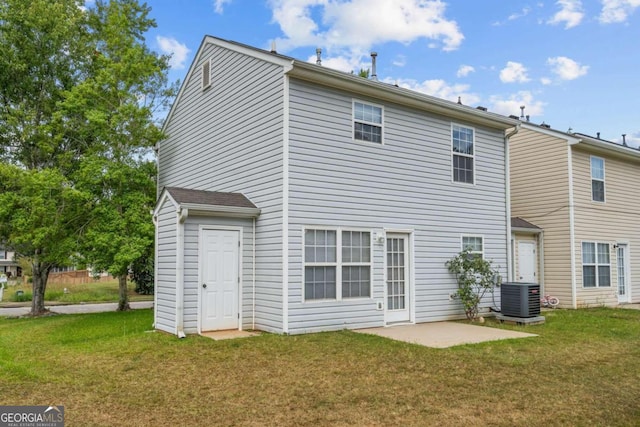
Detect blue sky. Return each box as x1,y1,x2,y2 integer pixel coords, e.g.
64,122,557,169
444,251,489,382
141,0,639,148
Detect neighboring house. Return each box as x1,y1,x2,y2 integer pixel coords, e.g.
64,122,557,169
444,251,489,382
153,36,519,336
0,247,21,278
510,122,640,308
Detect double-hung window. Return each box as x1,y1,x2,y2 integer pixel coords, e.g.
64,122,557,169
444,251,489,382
462,236,483,259
304,229,371,301
304,230,337,300
353,101,383,143
590,156,605,202
582,242,610,287
452,124,475,184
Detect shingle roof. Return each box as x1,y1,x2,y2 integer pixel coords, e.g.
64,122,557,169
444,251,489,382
511,217,541,230
165,187,257,209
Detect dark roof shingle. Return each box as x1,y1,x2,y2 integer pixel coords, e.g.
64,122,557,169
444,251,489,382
165,187,257,209
511,217,541,230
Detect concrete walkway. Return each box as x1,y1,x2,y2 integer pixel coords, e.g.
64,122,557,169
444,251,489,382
0,301,153,317
356,321,537,348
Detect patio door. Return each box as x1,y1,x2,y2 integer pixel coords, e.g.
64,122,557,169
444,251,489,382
617,244,630,303
385,234,410,323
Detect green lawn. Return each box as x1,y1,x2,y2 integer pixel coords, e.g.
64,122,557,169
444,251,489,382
1,308,639,426
0,280,153,305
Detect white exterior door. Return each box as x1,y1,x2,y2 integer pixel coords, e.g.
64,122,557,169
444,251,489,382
617,244,630,303
517,241,536,283
385,234,410,323
200,229,240,331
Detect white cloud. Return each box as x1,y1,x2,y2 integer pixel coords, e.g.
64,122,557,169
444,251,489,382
269,0,464,59
213,0,233,14
599,0,640,23
385,77,481,105
547,56,589,80
499,61,530,83
156,36,191,70
393,54,407,67
548,0,584,28
488,91,545,118
540,77,553,85
509,7,532,21
306,53,361,73
457,65,475,77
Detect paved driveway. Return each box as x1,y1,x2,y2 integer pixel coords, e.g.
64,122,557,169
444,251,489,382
0,301,153,317
355,321,538,348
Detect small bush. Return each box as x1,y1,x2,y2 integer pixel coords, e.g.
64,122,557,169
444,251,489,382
446,248,500,321
11,291,32,302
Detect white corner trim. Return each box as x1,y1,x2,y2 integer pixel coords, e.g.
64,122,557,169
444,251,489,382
282,73,290,334
567,144,577,309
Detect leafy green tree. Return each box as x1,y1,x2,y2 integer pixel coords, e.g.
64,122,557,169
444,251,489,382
445,248,500,321
0,0,90,315
0,166,89,312
67,0,173,311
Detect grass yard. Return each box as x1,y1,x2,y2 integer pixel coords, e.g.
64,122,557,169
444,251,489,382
0,280,153,305
1,308,639,426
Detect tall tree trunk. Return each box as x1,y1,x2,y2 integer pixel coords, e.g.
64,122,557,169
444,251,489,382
118,275,130,311
30,255,50,315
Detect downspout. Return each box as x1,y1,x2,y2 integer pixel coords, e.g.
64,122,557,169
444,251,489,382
176,208,188,338
504,124,520,282
252,217,256,330
152,211,159,328
539,230,545,293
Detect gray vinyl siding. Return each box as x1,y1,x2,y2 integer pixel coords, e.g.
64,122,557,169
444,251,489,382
155,199,177,334
158,42,285,333
182,216,255,333
286,80,508,333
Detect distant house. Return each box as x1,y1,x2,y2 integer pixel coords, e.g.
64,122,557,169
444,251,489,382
0,247,21,278
153,36,519,337
510,123,640,307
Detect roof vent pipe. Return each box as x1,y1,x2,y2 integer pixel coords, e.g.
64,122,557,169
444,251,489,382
526,115,530,122
597,132,600,139
622,134,627,146
316,48,322,66
270,41,277,54
520,105,525,119
370,52,378,81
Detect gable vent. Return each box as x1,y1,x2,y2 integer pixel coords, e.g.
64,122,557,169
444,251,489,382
202,60,211,90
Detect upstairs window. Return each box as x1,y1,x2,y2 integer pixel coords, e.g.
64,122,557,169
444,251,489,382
590,156,605,202
452,124,475,184
353,101,383,143
201,59,211,90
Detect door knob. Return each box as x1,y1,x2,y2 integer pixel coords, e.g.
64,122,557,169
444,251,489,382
202,283,207,288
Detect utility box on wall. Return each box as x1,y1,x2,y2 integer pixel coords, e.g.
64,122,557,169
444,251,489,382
501,282,541,318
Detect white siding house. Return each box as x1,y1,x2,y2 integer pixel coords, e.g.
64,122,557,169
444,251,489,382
154,36,520,336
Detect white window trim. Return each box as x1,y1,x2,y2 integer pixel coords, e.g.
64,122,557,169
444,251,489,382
201,59,212,91
590,155,605,203
302,226,373,303
461,234,484,259
352,99,384,144
451,123,476,185
581,241,611,288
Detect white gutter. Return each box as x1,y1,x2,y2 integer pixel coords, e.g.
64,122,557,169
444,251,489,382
176,208,188,338
504,125,521,282
567,144,577,309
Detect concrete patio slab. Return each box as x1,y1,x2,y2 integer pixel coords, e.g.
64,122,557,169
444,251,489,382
200,330,259,340
355,321,537,348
